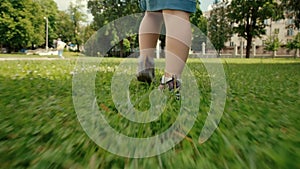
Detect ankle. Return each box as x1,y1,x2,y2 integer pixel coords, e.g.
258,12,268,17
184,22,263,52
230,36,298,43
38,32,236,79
161,74,182,84
164,73,181,80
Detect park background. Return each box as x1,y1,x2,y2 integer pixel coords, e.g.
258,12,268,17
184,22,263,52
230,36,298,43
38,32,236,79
0,0,300,169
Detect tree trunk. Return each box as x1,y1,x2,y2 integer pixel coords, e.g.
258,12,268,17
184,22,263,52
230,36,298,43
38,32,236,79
76,39,80,52
7,46,12,53
245,15,251,59
272,50,276,58
119,39,124,58
245,36,252,58
295,48,299,58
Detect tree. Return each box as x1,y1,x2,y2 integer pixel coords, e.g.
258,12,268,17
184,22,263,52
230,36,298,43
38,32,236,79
81,23,97,44
0,0,62,52
281,0,300,29
87,0,141,57
286,33,300,58
191,1,207,36
190,1,208,52
35,0,60,47
0,0,45,52
264,35,281,57
56,11,74,43
208,2,232,55
68,0,87,51
227,0,283,58
88,0,141,29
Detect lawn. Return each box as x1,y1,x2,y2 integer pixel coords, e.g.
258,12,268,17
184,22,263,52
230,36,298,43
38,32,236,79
0,52,81,58
0,57,299,169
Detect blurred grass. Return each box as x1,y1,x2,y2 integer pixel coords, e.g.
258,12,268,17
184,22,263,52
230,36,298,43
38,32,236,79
0,58,299,169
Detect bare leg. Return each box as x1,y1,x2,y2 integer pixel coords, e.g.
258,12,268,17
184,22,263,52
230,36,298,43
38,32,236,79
139,11,163,58
137,11,163,83
162,10,192,79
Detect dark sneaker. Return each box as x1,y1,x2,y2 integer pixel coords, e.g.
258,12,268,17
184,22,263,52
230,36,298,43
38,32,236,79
159,75,181,100
137,56,155,84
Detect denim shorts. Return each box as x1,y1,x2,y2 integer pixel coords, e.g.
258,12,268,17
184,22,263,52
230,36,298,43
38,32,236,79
139,0,197,13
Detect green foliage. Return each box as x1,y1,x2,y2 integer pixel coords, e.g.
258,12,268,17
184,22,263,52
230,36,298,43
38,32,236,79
67,0,87,51
286,33,300,50
0,0,40,51
208,2,232,54
0,58,300,168
122,38,131,52
227,0,283,58
190,1,207,36
82,24,97,44
56,11,74,43
0,0,91,52
286,33,300,57
264,35,281,52
0,0,60,51
35,0,60,45
190,1,208,52
88,0,141,29
87,0,142,57
264,35,281,57
281,0,300,29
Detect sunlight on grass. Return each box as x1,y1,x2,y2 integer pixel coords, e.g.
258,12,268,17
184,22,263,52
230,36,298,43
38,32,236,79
0,52,81,58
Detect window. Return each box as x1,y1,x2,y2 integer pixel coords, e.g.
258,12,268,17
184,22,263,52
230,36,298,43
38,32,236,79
230,41,235,47
274,28,280,34
286,39,292,43
286,19,294,25
214,0,220,4
264,19,269,25
287,28,294,36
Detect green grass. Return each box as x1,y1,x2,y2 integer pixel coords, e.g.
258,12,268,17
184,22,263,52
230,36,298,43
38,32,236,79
0,58,299,169
0,52,81,58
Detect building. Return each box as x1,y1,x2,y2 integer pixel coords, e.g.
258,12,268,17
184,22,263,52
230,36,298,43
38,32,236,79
204,1,299,57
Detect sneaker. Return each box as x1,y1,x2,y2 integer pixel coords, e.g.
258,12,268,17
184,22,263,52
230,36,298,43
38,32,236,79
137,56,155,84
159,75,181,100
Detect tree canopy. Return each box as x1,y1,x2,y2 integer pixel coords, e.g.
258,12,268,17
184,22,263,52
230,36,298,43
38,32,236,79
0,0,92,52
281,0,300,29
227,0,283,58
208,2,232,55
0,0,62,52
87,0,141,30
87,0,142,57
67,0,87,51
0,0,43,52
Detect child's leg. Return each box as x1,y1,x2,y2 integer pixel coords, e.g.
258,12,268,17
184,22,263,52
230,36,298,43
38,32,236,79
137,11,163,83
139,11,163,58
162,10,192,79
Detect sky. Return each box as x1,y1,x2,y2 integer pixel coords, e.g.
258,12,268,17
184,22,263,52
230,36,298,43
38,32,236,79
200,0,215,11
54,0,93,22
55,0,73,11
